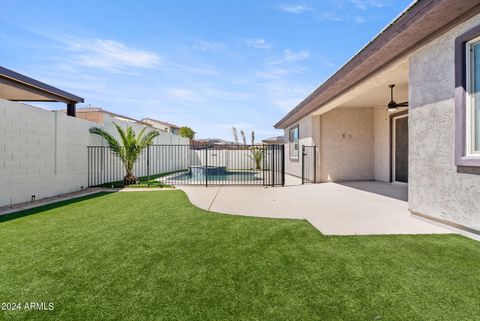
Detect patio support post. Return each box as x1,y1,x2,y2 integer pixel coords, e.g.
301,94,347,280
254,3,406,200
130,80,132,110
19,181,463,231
66,102,76,117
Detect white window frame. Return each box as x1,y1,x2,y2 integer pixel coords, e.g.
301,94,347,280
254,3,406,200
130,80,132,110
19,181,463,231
466,36,480,156
289,125,299,160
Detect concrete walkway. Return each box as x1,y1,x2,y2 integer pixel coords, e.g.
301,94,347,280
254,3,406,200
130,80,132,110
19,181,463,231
180,180,453,236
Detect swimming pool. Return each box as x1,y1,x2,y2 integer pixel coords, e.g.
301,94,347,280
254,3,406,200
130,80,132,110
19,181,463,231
161,170,263,185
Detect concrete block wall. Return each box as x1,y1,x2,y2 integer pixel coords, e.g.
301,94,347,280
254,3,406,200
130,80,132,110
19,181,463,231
0,98,189,206
0,99,101,206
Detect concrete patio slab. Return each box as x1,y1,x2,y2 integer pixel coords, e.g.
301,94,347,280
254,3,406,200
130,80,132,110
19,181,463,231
180,180,453,236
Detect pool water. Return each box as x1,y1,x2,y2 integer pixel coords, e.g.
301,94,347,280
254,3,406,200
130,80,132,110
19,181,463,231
164,171,262,183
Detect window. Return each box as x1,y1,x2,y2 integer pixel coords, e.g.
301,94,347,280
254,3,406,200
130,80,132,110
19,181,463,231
466,37,480,155
454,25,480,166
289,125,299,159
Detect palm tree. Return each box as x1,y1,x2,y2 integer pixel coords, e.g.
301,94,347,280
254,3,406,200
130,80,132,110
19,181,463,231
90,123,159,185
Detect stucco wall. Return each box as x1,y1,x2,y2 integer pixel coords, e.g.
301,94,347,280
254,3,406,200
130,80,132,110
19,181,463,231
0,99,188,207
409,14,480,230
319,107,374,181
284,114,320,178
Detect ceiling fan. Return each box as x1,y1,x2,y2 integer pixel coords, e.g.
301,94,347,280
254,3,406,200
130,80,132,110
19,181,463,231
387,84,408,111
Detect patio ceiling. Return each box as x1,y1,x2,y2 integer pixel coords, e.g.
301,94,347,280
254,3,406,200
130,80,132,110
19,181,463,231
0,66,84,116
0,66,83,104
311,59,408,115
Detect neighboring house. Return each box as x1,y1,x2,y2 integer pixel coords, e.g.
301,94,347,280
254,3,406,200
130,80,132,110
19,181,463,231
275,0,480,232
262,136,285,145
193,138,234,146
73,107,150,127
70,107,189,146
142,118,181,135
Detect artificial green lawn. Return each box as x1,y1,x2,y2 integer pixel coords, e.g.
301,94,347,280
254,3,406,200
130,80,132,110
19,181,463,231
0,191,479,321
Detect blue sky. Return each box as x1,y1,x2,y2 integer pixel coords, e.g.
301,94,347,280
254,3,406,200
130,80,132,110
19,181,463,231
0,0,411,140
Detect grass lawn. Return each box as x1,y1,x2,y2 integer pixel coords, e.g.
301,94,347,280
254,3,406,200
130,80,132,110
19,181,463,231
0,191,479,321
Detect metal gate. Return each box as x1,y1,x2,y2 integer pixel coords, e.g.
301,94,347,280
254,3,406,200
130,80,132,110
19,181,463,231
87,144,285,187
301,145,316,184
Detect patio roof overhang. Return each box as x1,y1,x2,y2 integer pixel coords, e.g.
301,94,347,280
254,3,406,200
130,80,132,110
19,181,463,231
274,0,480,129
0,66,84,117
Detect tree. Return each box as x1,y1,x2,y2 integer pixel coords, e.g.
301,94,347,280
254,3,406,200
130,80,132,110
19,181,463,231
179,126,195,140
89,123,159,185
232,127,239,144
251,131,255,145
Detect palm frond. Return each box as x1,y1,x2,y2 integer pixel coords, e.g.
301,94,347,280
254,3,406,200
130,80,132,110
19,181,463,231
113,123,129,148
139,130,160,147
136,127,147,141
90,123,161,182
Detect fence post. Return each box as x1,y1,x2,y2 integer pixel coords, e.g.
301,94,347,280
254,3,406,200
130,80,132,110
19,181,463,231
301,145,305,185
205,146,208,187
271,145,275,187
313,146,317,183
281,144,285,186
87,147,90,187
262,145,265,186
146,145,150,187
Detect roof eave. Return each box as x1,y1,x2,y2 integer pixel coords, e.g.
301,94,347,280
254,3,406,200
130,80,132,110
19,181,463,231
0,66,84,103
274,0,480,129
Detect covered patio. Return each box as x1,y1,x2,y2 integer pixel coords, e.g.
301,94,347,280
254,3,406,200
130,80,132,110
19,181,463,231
180,178,452,236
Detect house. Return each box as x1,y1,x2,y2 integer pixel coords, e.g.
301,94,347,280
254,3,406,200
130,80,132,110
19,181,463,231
142,117,181,135
262,136,285,145
73,107,150,127
71,107,190,146
275,0,480,232
193,138,234,146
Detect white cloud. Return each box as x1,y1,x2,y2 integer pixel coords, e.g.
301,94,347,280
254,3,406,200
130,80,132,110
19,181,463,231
245,38,271,49
165,88,199,102
277,4,313,14
268,49,310,65
262,81,312,111
192,40,225,52
354,15,367,23
256,66,305,79
67,38,162,71
351,0,388,10
317,11,343,22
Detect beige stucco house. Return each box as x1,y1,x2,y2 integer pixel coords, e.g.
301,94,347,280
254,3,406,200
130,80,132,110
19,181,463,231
142,117,181,135
275,0,480,232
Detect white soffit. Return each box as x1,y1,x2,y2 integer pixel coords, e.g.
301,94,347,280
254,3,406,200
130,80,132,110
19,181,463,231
311,58,409,116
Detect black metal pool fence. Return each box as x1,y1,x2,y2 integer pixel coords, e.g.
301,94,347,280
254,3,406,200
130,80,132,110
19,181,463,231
87,144,285,187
